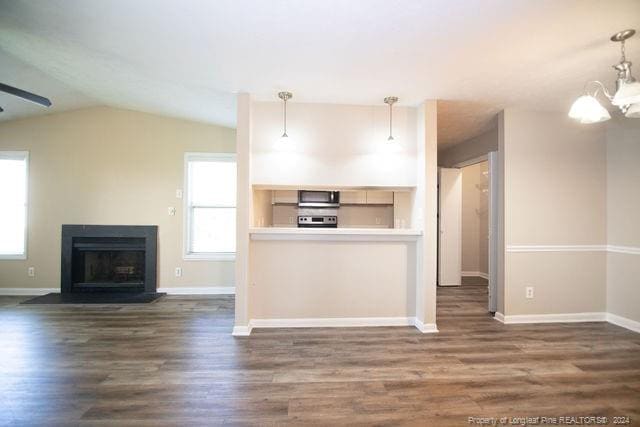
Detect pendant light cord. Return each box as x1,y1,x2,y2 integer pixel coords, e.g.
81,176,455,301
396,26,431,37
283,97,287,136
389,102,393,139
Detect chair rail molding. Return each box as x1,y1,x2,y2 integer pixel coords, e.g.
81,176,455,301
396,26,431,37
506,244,607,252
506,244,640,254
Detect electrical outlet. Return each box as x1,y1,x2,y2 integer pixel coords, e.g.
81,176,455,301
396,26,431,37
176,189,183,199
27,267,35,277
526,286,534,299
168,207,176,216
375,217,381,225
175,267,182,277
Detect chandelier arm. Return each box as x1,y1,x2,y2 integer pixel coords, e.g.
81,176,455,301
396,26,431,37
584,80,613,101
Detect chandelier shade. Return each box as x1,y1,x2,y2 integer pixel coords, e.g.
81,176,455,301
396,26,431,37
612,81,640,106
625,102,640,118
568,95,611,124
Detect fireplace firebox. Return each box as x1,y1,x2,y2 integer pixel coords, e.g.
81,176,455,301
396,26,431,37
61,225,158,293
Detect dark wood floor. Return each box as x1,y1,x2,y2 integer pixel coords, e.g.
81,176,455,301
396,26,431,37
1,282,639,426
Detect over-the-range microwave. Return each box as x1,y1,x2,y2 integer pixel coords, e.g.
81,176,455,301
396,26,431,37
298,190,340,208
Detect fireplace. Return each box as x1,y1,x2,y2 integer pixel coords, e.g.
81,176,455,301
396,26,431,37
61,225,158,293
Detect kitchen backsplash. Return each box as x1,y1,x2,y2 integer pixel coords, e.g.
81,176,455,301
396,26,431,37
273,205,394,228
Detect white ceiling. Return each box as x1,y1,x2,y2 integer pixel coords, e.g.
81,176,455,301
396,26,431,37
1,0,639,146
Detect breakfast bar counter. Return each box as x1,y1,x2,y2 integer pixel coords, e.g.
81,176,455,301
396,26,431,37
249,227,422,241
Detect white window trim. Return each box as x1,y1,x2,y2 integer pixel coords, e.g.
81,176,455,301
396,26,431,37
0,151,29,260
183,152,236,261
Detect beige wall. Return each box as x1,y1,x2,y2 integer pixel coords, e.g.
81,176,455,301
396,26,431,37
438,128,498,167
461,161,488,275
502,109,607,315
606,117,640,322
0,107,236,290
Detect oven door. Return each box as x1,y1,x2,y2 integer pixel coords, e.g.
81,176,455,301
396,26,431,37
298,191,340,208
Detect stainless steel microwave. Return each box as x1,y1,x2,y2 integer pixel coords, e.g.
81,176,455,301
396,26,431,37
298,190,340,208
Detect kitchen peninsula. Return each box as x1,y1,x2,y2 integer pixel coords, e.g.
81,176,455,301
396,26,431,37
233,96,439,335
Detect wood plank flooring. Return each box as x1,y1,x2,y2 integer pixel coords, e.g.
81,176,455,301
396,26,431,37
1,283,639,426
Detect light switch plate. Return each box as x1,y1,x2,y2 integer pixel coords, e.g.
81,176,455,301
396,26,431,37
175,267,182,277
176,189,183,199
28,267,35,277
168,207,176,216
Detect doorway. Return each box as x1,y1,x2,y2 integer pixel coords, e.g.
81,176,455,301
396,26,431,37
437,153,498,314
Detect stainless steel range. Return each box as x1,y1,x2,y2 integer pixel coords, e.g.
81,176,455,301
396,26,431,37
297,215,338,228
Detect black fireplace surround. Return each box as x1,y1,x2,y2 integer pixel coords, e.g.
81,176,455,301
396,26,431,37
61,225,158,294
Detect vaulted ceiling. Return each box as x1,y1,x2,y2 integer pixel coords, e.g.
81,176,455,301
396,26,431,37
1,0,639,147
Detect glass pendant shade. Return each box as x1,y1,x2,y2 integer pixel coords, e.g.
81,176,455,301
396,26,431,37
276,133,292,150
568,95,611,123
612,81,640,106
625,102,640,118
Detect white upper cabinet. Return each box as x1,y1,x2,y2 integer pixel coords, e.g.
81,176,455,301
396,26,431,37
272,189,394,205
365,191,394,205
339,190,394,205
272,190,297,204
250,102,417,187
340,191,367,204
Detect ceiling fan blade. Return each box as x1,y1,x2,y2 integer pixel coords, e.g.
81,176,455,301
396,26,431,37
0,82,52,107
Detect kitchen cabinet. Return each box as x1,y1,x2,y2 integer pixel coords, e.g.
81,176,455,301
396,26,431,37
272,190,297,204
340,190,367,204
365,191,394,205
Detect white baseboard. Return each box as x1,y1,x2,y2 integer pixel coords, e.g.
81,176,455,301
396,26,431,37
438,283,461,287
413,317,439,333
461,271,489,280
232,325,252,336
606,313,640,333
158,286,235,295
500,312,607,324
492,311,640,334
250,316,416,328
235,316,438,335
0,288,57,296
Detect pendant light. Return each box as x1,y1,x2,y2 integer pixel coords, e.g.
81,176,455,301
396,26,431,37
384,96,398,141
277,91,293,148
569,29,640,123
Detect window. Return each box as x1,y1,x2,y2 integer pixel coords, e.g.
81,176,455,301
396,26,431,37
184,153,236,260
0,151,29,259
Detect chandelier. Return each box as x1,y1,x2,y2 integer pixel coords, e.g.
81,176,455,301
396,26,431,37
569,29,640,123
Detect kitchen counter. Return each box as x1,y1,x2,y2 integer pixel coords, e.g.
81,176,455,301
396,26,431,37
249,227,422,241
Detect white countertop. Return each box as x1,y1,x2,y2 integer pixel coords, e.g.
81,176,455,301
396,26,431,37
249,227,422,241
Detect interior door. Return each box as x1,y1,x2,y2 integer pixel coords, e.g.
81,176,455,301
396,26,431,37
488,152,498,313
438,168,462,287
